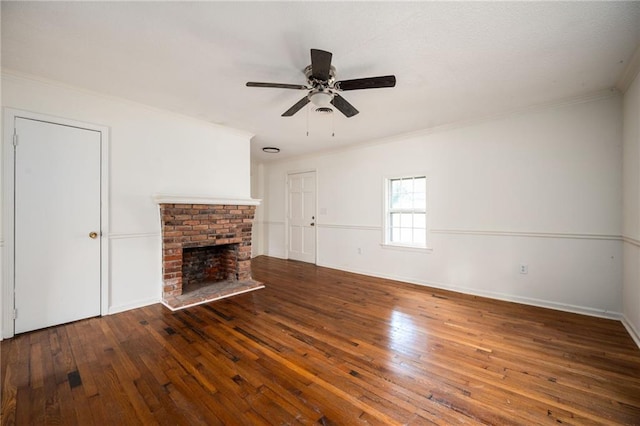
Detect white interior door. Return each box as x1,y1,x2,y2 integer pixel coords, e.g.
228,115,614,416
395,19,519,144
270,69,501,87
14,117,102,333
287,171,316,263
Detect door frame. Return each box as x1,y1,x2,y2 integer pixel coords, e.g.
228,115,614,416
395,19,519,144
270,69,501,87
285,169,317,264
2,108,110,339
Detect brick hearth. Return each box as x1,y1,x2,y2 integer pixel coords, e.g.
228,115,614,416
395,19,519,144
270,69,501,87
158,201,258,303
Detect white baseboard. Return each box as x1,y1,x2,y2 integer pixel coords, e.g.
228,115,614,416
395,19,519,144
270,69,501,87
262,252,288,260
107,297,160,315
316,261,622,321
622,315,640,349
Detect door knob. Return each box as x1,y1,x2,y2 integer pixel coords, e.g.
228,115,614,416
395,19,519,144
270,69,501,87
89,232,98,239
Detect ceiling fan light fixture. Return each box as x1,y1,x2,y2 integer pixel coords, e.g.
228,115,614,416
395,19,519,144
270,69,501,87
309,91,333,108
262,147,280,153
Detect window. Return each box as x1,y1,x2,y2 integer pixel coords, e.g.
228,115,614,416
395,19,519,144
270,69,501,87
385,175,427,247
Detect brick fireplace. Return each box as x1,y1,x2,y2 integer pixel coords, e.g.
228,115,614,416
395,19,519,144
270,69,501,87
155,197,261,308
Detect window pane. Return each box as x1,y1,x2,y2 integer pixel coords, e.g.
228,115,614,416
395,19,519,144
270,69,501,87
390,213,401,227
401,194,414,209
390,180,399,209
413,213,426,228
400,213,413,228
413,229,426,245
414,177,426,210
400,178,413,194
391,178,414,209
413,192,426,210
392,192,412,209
390,227,402,242
400,228,413,243
390,179,401,197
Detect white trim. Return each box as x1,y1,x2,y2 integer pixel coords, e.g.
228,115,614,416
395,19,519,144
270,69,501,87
431,228,621,241
107,297,160,315
310,223,623,243
262,252,288,260
153,195,261,206
622,315,640,349
2,111,14,339
622,235,640,248
2,108,110,339
99,122,110,322
109,232,161,240
160,284,265,311
616,44,640,94
284,174,290,260
0,239,3,248
316,260,622,321
380,243,433,253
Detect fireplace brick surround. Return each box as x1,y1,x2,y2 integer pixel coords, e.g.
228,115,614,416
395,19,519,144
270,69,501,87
158,201,257,301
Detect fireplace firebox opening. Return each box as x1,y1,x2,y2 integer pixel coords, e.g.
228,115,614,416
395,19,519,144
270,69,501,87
182,244,239,291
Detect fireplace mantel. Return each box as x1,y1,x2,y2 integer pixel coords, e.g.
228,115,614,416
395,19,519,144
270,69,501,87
153,195,261,206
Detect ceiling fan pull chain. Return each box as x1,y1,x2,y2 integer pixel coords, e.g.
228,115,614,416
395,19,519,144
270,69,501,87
306,103,310,136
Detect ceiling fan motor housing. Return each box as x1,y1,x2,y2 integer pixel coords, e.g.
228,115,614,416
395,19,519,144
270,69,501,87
304,64,336,85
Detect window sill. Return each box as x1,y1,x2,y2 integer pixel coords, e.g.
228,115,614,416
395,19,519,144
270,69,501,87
380,243,433,253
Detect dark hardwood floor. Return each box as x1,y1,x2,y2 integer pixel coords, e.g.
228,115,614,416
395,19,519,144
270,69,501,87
2,256,640,425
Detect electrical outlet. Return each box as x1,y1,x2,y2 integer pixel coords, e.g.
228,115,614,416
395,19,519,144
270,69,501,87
357,247,362,255
519,264,528,274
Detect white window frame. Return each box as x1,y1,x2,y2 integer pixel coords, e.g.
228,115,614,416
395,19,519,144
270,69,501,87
382,174,431,251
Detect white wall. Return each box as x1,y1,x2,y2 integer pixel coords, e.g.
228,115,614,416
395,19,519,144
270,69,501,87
623,69,640,345
258,94,623,317
1,72,252,335
250,161,266,258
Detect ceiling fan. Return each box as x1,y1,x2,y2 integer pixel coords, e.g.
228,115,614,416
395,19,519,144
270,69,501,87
246,48,396,118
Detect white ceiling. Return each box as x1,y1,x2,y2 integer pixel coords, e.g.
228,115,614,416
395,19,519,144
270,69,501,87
2,2,639,162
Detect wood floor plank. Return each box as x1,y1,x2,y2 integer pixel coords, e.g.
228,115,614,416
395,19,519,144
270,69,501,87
2,255,640,424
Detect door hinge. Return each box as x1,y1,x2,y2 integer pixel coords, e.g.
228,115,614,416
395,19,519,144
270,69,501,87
12,129,18,147
12,309,17,320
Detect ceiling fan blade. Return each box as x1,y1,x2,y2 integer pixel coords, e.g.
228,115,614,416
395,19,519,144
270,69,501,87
330,94,359,118
282,96,311,117
246,82,308,90
310,49,333,81
335,75,396,91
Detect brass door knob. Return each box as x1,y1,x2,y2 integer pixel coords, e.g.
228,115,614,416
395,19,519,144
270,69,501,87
89,232,98,239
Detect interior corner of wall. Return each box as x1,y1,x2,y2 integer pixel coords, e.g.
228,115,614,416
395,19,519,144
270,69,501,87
622,314,640,349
